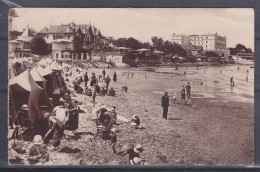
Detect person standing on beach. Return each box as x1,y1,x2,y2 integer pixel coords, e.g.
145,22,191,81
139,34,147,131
105,75,111,90
230,76,233,84
247,69,249,74
90,73,97,86
113,72,117,82
161,92,169,119
84,72,89,87
102,69,106,81
186,82,191,99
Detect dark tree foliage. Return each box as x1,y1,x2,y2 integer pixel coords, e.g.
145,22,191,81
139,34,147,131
229,44,253,55
30,35,51,55
151,36,164,51
125,37,142,50
73,29,85,60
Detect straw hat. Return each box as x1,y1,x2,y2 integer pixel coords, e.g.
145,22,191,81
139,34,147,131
134,144,143,153
21,104,28,110
33,135,43,145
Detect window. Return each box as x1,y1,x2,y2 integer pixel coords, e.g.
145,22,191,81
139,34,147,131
47,35,49,39
68,35,70,39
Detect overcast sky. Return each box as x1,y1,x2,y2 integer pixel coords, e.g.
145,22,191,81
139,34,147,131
12,8,254,50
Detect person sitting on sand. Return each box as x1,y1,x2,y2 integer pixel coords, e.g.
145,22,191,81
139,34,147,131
127,144,146,165
185,99,192,106
99,87,107,96
122,86,128,92
131,114,141,128
107,87,115,96
27,135,49,164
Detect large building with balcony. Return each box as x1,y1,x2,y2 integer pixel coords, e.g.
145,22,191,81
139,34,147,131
171,33,228,56
38,22,109,60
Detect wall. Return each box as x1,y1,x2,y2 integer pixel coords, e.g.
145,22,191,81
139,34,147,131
106,54,123,63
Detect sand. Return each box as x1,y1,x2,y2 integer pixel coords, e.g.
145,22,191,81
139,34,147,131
42,64,253,165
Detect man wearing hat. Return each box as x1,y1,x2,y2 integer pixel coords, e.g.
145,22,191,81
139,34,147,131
105,75,111,90
11,104,30,139
186,82,191,99
161,92,169,119
43,112,65,148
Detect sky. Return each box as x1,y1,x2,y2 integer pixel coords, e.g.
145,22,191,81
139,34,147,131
11,8,254,50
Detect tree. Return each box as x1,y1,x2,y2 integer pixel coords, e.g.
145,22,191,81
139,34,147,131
229,44,253,55
30,35,51,55
151,36,164,51
113,38,127,47
125,37,142,50
73,30,84,60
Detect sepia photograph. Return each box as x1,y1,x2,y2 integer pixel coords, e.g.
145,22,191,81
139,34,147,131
8,8,254,165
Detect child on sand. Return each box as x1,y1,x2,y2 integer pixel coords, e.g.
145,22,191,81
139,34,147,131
173,93,177,103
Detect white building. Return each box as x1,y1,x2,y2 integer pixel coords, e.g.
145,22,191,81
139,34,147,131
171,33,227,51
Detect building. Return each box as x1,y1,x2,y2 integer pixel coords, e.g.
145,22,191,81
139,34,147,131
38,22,108,60
171,33,227,56
52,39,74,60
9,26,35,58
8,9,21,41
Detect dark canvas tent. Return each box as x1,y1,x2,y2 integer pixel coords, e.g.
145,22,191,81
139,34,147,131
37,64,66,106
30,67,53,108
9,70,43,124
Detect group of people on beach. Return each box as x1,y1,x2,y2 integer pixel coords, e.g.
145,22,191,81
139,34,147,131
161,82,191,120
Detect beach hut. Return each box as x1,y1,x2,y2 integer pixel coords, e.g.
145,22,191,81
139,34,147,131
9,70,43,124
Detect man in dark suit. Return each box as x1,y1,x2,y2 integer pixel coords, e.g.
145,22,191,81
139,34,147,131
161,92,169,119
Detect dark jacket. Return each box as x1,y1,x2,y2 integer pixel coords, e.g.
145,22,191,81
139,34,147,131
161,95,169,107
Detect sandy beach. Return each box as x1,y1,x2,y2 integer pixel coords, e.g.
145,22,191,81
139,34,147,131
44,64,254,165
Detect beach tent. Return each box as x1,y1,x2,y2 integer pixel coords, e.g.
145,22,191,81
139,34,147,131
9,70,43,124
38,58,48,67
49,61,61,71
37,65,53,77
46,58,53,64
30,67,54,108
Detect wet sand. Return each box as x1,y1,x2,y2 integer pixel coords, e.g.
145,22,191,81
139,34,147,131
48,64,254,165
